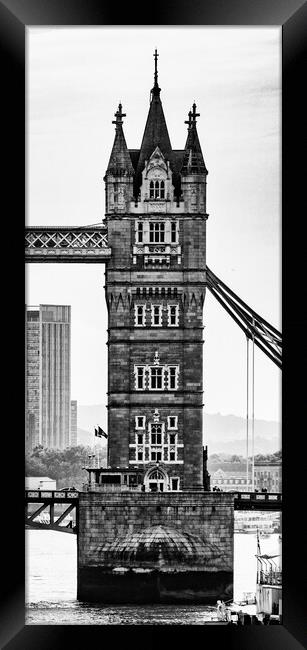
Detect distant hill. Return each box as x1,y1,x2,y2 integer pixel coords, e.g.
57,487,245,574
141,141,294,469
77,427,94,447
204,413,280,456
77,405,281,456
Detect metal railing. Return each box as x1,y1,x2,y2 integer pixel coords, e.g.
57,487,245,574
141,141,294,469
258,569,282,586
83,483,143,492
232,492,282,501
25,490,79,500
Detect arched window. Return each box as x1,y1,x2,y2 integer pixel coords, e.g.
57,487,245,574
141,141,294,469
149,470,165,481
149,179,166,200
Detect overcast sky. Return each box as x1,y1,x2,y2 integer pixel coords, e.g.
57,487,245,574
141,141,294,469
26,27,281,425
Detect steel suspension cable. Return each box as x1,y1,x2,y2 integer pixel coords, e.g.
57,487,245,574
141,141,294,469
251,322,255,491
207,278,281,359
206,266,281,339
207,280,282,367
246,336,249,489
206,270,282,368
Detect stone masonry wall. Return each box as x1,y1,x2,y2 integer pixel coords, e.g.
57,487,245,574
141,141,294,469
78,492,234,570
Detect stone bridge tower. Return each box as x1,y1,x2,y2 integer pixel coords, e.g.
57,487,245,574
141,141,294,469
79,54,234,603
104,51,208,492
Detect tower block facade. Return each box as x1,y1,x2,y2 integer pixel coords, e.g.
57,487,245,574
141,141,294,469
104,57,208,492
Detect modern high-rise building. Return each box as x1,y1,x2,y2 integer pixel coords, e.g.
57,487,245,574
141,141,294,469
70,400,78,446
25,304,73,451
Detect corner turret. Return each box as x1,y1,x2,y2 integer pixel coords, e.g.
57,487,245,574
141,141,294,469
180,103,208,213
104,103,134,214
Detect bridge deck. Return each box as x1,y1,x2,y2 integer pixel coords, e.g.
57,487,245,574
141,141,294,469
25,490,282,509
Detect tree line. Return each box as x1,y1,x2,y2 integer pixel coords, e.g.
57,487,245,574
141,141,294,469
208,451,281,464
26,445,107,490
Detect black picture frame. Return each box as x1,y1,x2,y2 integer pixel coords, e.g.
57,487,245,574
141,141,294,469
1,1,306,648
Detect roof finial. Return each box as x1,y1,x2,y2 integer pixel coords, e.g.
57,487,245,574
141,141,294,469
154,49,159,84
112,103,126,130
185,103,200,131
191,102,200,126
185,110,193,131
152,49,161,97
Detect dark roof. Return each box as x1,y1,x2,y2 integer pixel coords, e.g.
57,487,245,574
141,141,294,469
128,149,140,171
136,94,172,175
105,125,134,177
133,92,173,197
130,147,184,199
106,82,207,198
181,125,208,175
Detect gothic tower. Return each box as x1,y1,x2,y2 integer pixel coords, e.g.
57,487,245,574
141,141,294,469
104,51,208,491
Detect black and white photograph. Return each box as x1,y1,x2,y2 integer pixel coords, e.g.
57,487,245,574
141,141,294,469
0,1,306,643
24,26,284,626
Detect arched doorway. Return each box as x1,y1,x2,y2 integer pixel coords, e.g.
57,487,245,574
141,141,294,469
144,468,168,492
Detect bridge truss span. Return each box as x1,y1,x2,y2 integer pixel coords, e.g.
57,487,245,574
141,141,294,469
25,490,79,534
25,224,112,263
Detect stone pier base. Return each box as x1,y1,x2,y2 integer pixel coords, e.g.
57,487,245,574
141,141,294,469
77,491,234,604
78,567,233,603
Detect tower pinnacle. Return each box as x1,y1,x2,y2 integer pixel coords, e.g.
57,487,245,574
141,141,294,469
181,103,207,175
112,103,126,130
152,48,161,97
191,102,200,126
184,111,193,131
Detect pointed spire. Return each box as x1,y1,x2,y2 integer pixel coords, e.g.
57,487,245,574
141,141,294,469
135,51,172,194
181,103,207,175
106,103,134,176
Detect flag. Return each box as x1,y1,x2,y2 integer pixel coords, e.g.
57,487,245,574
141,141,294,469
95,425,108,439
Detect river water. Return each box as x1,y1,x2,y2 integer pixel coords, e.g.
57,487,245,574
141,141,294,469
25,530,281,625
